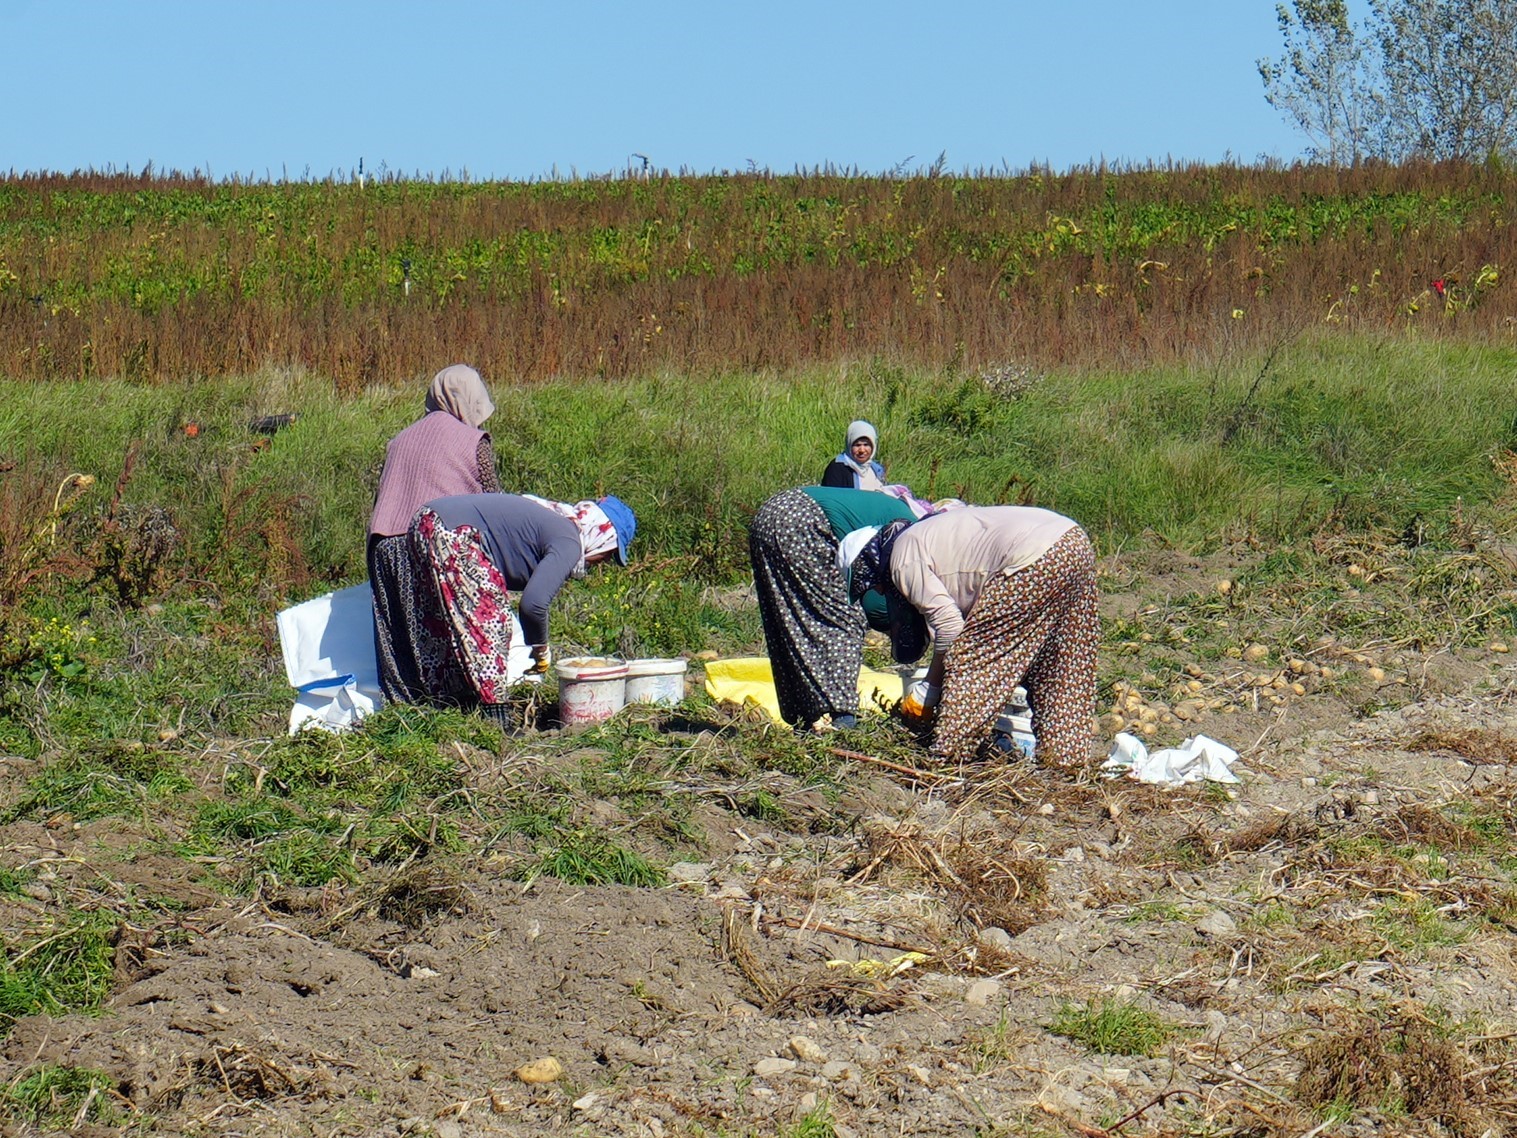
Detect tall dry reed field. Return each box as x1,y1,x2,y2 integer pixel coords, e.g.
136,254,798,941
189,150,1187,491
2,161,1516,387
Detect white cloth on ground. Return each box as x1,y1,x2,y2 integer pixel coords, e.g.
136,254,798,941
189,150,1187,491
1101,732,1243,786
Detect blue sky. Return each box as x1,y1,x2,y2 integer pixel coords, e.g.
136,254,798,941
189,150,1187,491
7,1,1320,180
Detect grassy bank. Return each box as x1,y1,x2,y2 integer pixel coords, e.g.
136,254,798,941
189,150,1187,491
2,334,1513,585
4,338,1517,1128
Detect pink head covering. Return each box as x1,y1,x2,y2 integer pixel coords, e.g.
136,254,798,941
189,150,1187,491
425,364,495,428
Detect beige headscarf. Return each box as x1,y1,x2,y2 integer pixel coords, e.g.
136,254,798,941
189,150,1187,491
425,364,495,428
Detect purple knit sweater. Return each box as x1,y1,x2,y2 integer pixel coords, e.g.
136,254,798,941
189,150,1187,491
369,412,492,537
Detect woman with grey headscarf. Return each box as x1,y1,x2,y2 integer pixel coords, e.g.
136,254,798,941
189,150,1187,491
368,364,502,704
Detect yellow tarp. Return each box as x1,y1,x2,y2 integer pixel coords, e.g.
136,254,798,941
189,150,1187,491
702,656,904,724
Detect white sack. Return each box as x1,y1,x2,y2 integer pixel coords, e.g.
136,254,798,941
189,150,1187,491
277,584,385,734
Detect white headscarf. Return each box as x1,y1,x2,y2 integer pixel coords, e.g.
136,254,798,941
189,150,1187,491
838,420,885,490
523,495,619,574
835,526,880,586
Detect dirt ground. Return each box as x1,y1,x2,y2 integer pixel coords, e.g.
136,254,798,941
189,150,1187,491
7,559,1517,1137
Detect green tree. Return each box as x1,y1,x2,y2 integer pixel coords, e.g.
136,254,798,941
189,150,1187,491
1262,0,1517,162
1259,1,1377,164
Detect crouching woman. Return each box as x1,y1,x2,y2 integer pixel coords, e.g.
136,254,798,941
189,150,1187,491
748,485,914,731
408,492,635,723
843,506,1098,765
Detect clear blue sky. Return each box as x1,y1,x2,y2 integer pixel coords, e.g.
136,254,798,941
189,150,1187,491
6,1,1318,180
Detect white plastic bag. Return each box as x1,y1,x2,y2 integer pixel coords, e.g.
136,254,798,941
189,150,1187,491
1101,732,1243,786
277,584,385,734
275,583,537,734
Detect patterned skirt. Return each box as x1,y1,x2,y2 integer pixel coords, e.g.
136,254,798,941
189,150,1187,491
748,488,864,728
407,508,517,708
368,533,434,705
932,527,1099,766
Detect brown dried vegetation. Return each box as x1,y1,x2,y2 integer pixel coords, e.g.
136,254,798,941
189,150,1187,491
5,163,1517,387
1295,1019,1493,1136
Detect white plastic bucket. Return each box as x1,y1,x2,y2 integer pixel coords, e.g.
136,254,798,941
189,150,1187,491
556,657,627,726
624,657,688,705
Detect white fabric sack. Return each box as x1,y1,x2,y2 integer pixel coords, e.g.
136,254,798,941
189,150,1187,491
1101,732,1243,786
277,584,385,734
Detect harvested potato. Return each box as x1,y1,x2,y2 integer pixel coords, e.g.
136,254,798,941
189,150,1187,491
515,1057,564,1084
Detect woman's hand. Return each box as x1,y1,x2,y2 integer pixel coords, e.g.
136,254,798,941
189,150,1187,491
899,679,941,726
923,651,947,690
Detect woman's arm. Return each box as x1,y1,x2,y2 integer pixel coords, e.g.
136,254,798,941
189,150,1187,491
477,436,503,494
892,561,964,648
923,651,947,689
820,461,853,488
517,535,579,647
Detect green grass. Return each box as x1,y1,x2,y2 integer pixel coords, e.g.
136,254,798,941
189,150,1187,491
0,756,187,825
3,337,1515,590
1241,902,1296,932
1122,900,1191,923
0,911,118,1031
968,1008,1021,1074
521,829,666,888
238,710,474,808
0,1064,124,1129
1371,896,1470,954
182,799,354,888
0,865,33,897
1047,998,1188,1057
779,1102,838,1138
2,340,1514,770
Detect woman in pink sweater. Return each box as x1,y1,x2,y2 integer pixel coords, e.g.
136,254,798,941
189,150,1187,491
368,365,501,703
844,505,1098,765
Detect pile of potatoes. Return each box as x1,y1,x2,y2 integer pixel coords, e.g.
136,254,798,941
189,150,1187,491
1101,640,1395,739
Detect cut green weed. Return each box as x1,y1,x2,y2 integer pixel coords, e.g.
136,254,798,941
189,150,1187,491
0,758,168,825
251,830,357,888
521,829,666,888
184,797,358,888
0,911,117,1033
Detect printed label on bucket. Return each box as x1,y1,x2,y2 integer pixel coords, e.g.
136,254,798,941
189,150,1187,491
557,657,628,725
625,658,688,705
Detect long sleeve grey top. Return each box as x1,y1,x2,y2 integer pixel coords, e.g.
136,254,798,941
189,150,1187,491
421,494,581,646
